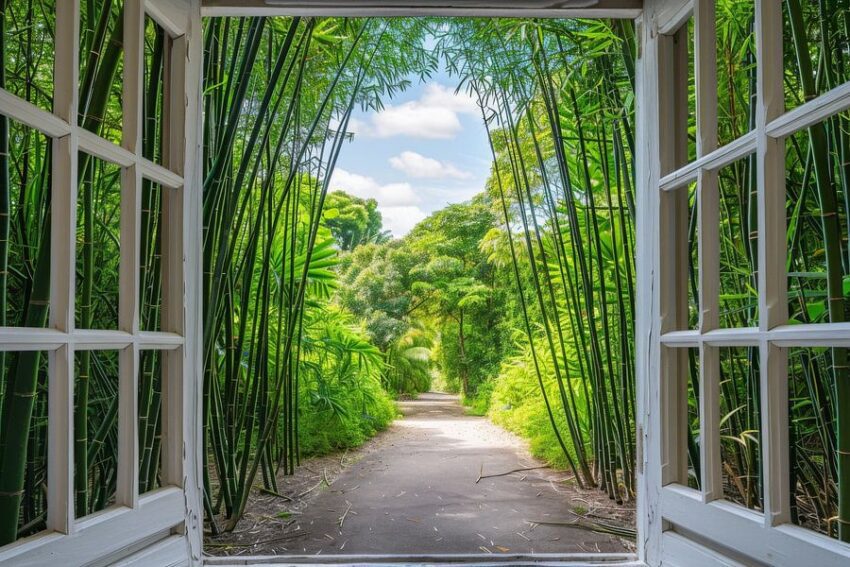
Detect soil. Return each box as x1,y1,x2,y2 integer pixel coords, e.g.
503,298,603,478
205,392,635,558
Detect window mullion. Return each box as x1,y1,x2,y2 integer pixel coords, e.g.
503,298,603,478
47,0,80,536
116,0,146,510
658,26,691,486
755,0,790,528
162,34,187,488
694,0,722,504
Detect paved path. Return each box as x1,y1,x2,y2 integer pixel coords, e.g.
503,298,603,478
288,392,628,555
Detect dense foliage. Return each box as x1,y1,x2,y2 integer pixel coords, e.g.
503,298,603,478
0,0,847,551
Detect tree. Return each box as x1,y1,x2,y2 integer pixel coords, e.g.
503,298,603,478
322,191,389,251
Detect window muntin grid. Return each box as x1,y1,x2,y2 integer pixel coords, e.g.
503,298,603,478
657,0,850,563
0,0,188,561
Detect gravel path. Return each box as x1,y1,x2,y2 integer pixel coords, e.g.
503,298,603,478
270,392,632,556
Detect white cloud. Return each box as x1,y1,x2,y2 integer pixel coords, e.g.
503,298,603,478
371,104,461,139
358,83,480,140
329,168,420,207
345,117,368,136
419,83,479,114
378,206,428,237
389,151,473,180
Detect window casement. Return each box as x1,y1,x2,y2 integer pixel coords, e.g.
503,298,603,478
651,0,850,564
0,1,200,565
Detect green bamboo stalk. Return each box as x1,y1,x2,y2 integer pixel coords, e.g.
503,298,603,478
788,0,850,541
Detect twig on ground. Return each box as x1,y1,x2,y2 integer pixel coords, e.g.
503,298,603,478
338,501,352,529
297,479,324,499
476,465,548,483
250,531,309,547
526,517,636,540
259,487,293,501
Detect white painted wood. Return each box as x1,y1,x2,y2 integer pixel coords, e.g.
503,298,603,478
661,531,745,567
654,0,692,35
78,129,137,167
658,330,699,347
662,326,850,348
201,0,643,18
766,79,850,139
125,0,145,156
656,10,692,493
121,0,144,512
162,30,187,492
635,3,664,565
693,0,720,502
205,554,641,566
47,347,74,536
0,0,197,564
48,106,79,541
659,131,757,191
755,0,790,530
698,341,721,502
178,3,204,563
147,0,191,39
0,328,65,351
137,331,185,349
0,329,183,350
700,327,760,346
118,344,141,509
143,159,185,190
661,485,850,566
0,488,184,567
111,535,189,567
769,323,850,346
0,90,70,137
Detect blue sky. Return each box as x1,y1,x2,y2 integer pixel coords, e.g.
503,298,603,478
330,70,491,237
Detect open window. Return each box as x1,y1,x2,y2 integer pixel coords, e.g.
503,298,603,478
0,1,202,565
644,0,850,564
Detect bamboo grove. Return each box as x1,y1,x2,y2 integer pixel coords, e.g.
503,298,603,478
433,18,639,503
0,0,848,551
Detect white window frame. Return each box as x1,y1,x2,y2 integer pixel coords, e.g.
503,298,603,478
0,1,203,565
639,0,850,565
28,0,850,566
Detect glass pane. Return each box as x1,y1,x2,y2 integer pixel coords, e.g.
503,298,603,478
719,346,762,511
74,349,120,518
138,349,162,494
143,16,167,166
686,18,696,163
715,1,755,149
786,111,850,325
789,347,846,541
0,350,49,543
76,153,121,330
687,183,699,330
718,154,758,329
4,118,51,328
662,182,698,331
686,348,701,490
2,0,55,112
784,1,850,111
141,181,163,332
674,18,696,165
78,0,124,145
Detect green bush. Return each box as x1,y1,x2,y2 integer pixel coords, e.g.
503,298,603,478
488,343,586,470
